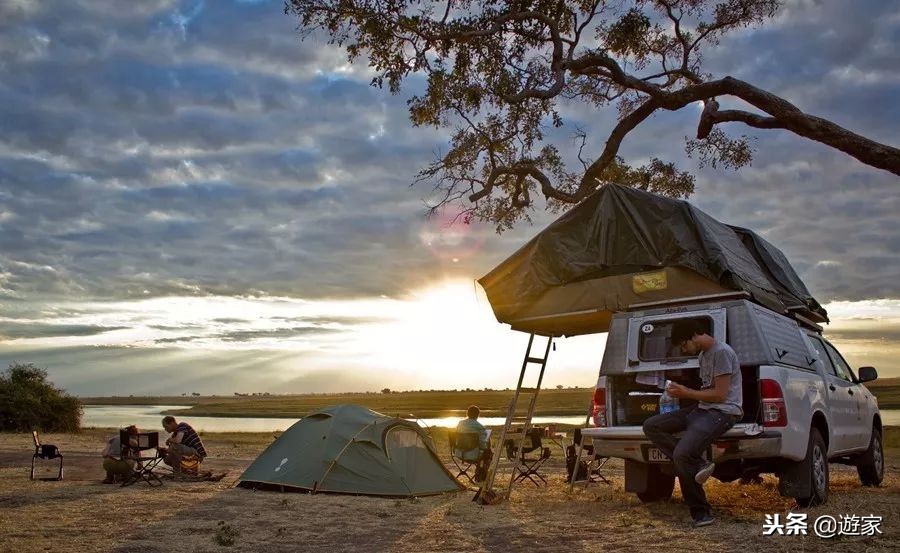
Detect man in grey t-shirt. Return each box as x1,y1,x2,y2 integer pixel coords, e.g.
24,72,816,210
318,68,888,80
643,320,742,527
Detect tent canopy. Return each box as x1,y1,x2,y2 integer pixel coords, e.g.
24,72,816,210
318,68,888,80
478,184,827,336
237,404,463,497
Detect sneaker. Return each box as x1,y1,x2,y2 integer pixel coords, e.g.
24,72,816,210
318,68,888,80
101,477,114,484
693,514,715,528
695,462,715,485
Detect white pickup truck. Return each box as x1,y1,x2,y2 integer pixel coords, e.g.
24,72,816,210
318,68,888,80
581,297,884,506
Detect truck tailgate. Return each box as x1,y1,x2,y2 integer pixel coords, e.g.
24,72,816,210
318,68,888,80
582,423,764,439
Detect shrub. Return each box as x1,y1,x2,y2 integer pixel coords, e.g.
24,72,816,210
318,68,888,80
0,363,82,432
214,521,239,546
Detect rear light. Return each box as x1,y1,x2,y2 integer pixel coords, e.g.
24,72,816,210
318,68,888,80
760,378,787,427
591,386,607,427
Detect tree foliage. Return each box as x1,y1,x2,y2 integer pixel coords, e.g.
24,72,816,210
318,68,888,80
286,0,900,230
0,363,82,432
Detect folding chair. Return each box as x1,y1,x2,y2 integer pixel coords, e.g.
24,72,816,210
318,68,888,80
567,428,610,485
31,431,63,481
120,430,165,487
504,428,551,486
448,431,487,485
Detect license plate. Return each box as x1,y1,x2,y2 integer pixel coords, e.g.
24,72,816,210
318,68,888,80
647,447,669,463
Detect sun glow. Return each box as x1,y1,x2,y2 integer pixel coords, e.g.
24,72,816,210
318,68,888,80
1,279,609,392
339,279,608,390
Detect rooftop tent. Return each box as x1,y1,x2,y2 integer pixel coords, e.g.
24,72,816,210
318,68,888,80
478,184,827,336
236,404,463,497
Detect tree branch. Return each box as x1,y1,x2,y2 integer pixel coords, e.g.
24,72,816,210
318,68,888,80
579,99,660,195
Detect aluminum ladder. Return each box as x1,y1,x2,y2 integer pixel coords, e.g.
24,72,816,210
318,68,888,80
474,333,553,503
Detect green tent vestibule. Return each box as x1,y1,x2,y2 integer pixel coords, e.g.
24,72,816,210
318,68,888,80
236,404,463,497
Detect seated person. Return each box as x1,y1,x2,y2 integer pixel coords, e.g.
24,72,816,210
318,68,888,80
101,425,138,484
454,405,492,481
161,416,207,470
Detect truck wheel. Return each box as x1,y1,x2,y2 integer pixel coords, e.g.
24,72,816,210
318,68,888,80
796,429,828,507
636,465,675,503
856,428,884,487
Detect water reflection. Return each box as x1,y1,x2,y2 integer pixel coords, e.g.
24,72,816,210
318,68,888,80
85,405,900,433
83,405,589,432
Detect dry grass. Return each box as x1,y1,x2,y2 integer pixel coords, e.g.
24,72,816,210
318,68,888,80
1,429,897,553
80,388,597,418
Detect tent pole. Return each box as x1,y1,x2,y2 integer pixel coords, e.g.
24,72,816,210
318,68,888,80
316,421,377,492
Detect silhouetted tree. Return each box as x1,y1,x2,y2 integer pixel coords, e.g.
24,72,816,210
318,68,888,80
0,363,81,432
286,0,899,230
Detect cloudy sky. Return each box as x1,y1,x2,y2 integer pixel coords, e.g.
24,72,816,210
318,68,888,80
1,0,898,396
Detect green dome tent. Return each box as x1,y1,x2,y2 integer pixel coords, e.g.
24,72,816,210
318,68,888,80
236,404,463,497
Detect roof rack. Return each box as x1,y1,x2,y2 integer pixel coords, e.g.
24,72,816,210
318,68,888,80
790,312,824,333
627,291,751,311
510,308,601,323
786,305,829,323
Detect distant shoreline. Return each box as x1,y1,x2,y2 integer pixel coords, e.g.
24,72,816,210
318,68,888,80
80,388,596,419
80,377,900,415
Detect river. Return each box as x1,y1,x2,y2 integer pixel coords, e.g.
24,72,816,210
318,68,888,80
82,404,900,433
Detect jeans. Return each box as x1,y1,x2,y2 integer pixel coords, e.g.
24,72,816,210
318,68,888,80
643,406,737,520
164,442,199,468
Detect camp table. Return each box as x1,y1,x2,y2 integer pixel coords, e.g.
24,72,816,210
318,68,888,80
542,424,567,451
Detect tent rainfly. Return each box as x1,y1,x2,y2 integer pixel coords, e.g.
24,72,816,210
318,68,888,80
236,404,463,497
478,184,828,337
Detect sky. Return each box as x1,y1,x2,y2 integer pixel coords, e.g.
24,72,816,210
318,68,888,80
0,0,898,396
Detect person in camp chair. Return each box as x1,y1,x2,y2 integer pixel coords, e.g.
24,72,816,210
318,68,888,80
455,405,492,482
161,416,207,470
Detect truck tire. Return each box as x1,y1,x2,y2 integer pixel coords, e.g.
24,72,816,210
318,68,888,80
636,465,675,503
796,428,828,507
856,428,884,487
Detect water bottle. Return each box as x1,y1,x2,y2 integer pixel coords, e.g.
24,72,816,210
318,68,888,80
659,380,679,414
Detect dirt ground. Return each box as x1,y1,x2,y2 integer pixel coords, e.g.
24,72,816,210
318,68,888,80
1,429,897,553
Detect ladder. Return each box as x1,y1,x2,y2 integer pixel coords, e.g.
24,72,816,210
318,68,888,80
567,398,603,491
475,333,553,503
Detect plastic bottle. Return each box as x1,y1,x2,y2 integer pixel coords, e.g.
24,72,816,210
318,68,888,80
659,381,679,414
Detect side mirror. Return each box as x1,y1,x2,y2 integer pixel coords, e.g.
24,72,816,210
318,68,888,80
858,366,878,383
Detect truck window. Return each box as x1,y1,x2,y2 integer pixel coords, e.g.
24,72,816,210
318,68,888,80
809,336,839,377
638,317,711,361
823,341,856,382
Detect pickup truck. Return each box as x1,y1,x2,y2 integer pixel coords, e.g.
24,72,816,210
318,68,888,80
581,298,884,506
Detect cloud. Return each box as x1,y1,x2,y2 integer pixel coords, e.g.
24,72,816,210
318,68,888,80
0,0,898,392
217,325,341,342
0,322,128,339
3,0,891,306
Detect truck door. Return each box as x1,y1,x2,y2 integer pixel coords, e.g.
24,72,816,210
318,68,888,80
823,340,869,451
809,336,854,453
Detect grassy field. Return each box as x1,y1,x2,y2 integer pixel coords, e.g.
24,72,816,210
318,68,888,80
82,377,900,419
865,377,900,409
1,426,897,552
82,388,598,418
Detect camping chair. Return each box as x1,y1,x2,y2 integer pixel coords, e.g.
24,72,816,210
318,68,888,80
504,428,551,486
448,431,487,485
31,431,63,481
120,430,164,487
567,428,609,485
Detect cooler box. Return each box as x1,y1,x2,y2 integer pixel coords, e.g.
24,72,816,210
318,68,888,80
624,392,661,425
